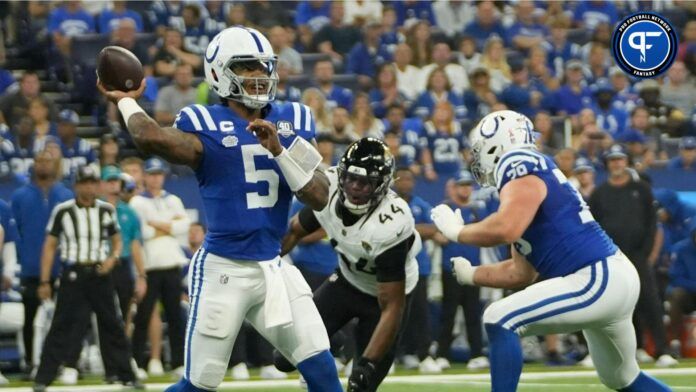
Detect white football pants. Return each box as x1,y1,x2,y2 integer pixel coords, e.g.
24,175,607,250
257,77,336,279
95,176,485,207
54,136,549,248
183,248,329,390
483,251,642,389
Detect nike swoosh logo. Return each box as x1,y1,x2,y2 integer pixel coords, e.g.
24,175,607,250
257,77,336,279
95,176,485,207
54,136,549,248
396,228,404,237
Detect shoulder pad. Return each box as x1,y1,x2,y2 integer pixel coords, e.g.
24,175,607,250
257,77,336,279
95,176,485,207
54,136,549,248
174,104,219,132
495,149,550,191
371,195,414,246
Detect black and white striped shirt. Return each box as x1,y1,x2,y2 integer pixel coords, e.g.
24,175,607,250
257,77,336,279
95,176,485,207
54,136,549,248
46,199,120,265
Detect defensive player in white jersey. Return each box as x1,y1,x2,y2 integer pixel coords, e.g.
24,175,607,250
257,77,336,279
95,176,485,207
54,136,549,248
431,111,671,391
277,138,421,392
98,27,342,392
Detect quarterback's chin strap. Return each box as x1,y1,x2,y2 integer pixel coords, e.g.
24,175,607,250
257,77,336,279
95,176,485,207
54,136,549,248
274,137,322,192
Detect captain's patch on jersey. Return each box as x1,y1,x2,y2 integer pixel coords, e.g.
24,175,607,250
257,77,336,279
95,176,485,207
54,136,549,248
276,121,295,137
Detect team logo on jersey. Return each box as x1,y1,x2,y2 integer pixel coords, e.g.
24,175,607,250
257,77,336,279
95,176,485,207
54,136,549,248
222,135,239,148
276,121,295,138
219,274,229,284
611,12,678,78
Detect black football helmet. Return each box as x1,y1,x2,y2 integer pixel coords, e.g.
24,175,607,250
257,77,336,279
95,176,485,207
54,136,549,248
337,137,395,215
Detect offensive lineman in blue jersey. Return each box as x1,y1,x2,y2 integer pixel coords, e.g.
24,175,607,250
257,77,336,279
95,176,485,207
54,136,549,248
98,26,342,392
430,110,671,392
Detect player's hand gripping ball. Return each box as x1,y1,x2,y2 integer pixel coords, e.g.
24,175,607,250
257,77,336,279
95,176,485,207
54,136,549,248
348,357,377,392
431,204,465,242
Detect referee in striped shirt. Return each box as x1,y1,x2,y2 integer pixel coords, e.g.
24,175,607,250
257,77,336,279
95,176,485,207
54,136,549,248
33,165,141,391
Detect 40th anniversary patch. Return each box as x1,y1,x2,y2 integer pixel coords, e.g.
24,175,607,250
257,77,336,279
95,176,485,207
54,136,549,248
611,12,678,79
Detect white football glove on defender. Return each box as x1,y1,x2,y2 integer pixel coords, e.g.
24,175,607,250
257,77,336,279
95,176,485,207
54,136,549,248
451,257,477,285
431,204,465,242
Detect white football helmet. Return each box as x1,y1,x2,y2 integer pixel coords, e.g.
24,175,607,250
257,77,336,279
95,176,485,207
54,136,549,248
469,110,537,187
204,26,278,109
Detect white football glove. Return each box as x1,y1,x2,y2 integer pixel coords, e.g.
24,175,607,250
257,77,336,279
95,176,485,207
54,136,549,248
431,204,464,242
451,257,477,285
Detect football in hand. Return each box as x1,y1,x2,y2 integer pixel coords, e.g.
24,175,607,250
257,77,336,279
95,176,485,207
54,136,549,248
96,46,144,92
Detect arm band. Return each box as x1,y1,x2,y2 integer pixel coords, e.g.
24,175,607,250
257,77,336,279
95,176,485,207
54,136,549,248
117,97,146,124
274,137,322,192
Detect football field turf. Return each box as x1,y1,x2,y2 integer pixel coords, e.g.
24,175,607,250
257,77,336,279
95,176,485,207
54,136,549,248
2,362,695,391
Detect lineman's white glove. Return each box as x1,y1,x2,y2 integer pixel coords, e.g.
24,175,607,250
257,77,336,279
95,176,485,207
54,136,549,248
451,257,477,285
431,204,464,242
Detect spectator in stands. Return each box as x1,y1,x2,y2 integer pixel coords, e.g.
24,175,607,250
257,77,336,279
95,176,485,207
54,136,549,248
384,130,417,171
677,20,696,62
405,20,433,67
295,0,331,33
436,170,489,371
7,116,39,178
393,166,441,373
592,78,628,137
275,60,302,104
98,134,120,168
56,109,96,182
432,0,474,38
0,71,57,129
383,104,425,170
571,157,596,200
589,145,678,367
654,189,696,289
120,156,145,194
178,3,219,55
528,45,559,92
456,35,481,75
346,20,392,89
148,0,184,36
368,64,411,118
268,26,303,75
500,63,545,118
507,0,548,52
479,37,511,93
609,66,638,112
661,61,696,116
380,6,400,50
667,137,696,170
576,123,610,169
351,92,385,138
463,67,498,122
313,2,362,64
573,0,617,31
413,67,466,120
153,28,201,77
28,98,56,144
12,149,73,376
245,0,293,29
534,111,562,155
553,60,593,117
301,88,332,134
313,59,353,110
154,63,197,126
421,42,468,94
393,43,422,100
110,19,150,71
626,106,653,139
463,0,507,50
343,0,383,26
48,0,95,57
618,130,655,172
585,43,610,85
421,101,468,180
324,106,358,164
554,148,576,179
98,1,143,34
13,1,51,65
543,16,581,77
129,158,189,377
225,3,248,27
667,219,696,358
637,79,687,137
394,0,435,26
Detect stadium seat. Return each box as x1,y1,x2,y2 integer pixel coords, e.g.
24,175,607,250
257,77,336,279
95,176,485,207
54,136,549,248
287,74,311,91
301,53,331,74
70,34,111,68
332,74,359,91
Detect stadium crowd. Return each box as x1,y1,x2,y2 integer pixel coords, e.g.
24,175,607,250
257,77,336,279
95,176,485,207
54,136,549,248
0,0,695,387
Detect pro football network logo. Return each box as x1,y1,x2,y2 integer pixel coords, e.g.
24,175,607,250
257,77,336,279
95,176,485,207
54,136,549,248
611,12,678,78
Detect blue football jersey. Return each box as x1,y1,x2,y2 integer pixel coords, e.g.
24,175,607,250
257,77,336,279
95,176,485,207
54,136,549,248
495,148,617,278
174,102,316,261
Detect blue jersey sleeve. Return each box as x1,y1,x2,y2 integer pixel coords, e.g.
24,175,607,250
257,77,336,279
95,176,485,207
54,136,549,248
173,105,205,133
495,150,550,191
0,201,18,243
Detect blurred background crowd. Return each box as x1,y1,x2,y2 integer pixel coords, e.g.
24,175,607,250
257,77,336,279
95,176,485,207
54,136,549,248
0,0,695,386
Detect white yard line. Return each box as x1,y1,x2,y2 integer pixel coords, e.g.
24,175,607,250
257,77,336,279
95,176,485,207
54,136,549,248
2,368,695,391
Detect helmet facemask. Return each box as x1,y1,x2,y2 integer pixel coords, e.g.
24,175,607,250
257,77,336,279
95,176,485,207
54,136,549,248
221,56,279,109
470,139,499,187
337,165,392,215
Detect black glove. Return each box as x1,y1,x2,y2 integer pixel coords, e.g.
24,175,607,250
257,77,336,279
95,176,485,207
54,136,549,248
347,357,377,392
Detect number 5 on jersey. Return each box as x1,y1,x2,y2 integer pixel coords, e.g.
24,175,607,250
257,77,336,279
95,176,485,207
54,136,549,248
242,144,279,209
